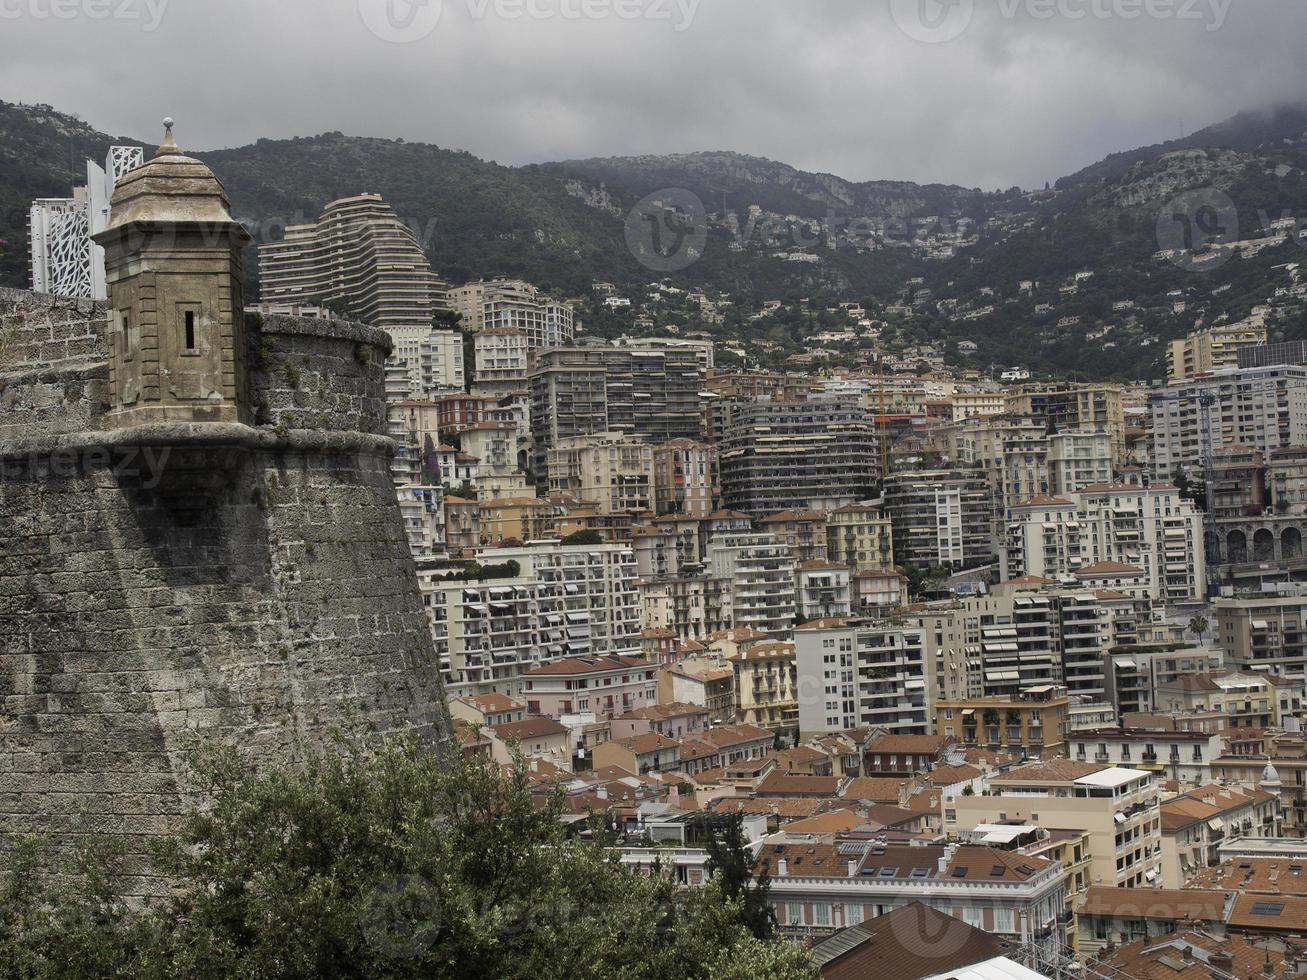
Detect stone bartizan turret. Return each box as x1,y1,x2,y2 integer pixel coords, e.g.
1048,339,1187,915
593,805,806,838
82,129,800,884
92,118,252,426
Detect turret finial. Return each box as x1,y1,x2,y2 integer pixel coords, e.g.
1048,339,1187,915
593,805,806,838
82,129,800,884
157,117,179,156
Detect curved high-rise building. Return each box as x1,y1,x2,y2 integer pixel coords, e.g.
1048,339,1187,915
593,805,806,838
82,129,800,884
258,193,448,336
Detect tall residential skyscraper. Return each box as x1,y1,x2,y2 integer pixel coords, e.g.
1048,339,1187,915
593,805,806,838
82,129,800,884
257,193,448,337
28,145,144,299
717,397,879,517
528,346,706,472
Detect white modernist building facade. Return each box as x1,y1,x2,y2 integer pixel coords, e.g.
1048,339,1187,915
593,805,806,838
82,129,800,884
28,145,144,299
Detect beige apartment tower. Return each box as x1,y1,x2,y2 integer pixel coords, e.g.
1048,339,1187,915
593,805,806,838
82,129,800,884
258,193,447,336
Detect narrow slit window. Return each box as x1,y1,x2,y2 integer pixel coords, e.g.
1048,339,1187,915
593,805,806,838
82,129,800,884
184,310,196,350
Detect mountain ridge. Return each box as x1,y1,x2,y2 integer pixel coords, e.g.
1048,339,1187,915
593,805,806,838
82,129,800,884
4,98,1307,381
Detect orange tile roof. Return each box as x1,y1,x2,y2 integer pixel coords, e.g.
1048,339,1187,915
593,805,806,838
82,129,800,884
841,777,909,803
491,718,569,740
869,734,953,755
1091,929,1269,980
991,759,1108,783
756,772,843,797
780,809,866,835
1080,887,1228,921
1228,892,1307,932
1076,561,1145,575
1187,857,1307,895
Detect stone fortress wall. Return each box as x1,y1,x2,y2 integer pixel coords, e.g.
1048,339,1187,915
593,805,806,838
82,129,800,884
0,287,449,894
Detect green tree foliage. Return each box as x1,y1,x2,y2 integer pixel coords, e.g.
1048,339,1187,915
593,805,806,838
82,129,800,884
701,813,777,942
0,737,816,980
561,530,604,546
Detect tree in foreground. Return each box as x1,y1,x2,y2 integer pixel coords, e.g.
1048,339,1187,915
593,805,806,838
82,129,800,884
0,735,815,980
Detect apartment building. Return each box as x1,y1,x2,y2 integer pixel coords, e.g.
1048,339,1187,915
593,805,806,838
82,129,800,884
952,417,1053,541
1155,669,1299,729
916,591,1066,701
825,504,894,572
935,686,1071,759
546,432,656,516
396,484,445,559
669,574,735,640
1240,339,1307,371
762,841,1068,952
443,496,480,555
1004,482,1206,603
472,327,529,396
658,660,735,724
521,655,658,720
1270,445,1307,516
1211,747,1304,837
1047,430,1114,496
1158,785,1280,887
651,440,718,518
450,278,574,349
1068,728,1222,786
706,532,797,638
529,346,705,471
730,641,799,732
459,422,526,498
258,193,448,335
948,760,1163,890
387,329,465,398
717,397,879,516
759,510,828,563
496,540,642,651
1167,322,1268,384
1148,365,1307,478
1104,645,1226,717
477,497,559,546
853,569,909,614
796,562,853,620
795,617,930,736
952,390,1006,419
1006,384,1127,466
1214,592,1307,681
882,469,993,569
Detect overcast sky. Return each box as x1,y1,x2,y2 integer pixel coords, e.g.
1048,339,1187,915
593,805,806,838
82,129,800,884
2,0,1305,189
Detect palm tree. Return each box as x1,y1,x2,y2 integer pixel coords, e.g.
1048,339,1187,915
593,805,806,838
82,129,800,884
1189,615,1210,645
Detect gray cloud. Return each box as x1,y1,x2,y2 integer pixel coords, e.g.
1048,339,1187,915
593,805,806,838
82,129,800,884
1,0,1305,189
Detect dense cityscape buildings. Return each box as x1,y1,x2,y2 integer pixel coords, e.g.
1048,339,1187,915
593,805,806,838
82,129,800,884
11,36,1307,973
